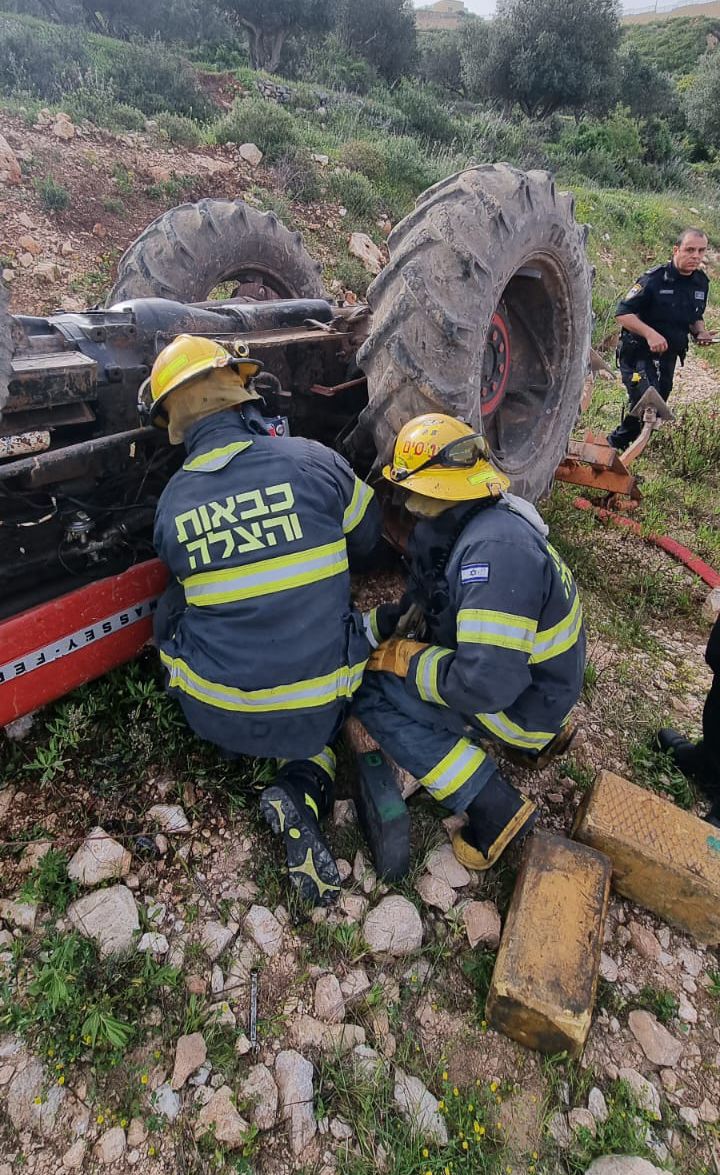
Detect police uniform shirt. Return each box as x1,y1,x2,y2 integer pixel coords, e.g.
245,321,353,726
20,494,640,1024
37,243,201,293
616,262,709,356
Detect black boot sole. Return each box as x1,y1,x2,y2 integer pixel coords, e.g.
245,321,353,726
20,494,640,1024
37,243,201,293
260,785,340,907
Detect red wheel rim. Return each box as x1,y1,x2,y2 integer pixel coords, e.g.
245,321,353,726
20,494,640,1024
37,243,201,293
481,311,511,418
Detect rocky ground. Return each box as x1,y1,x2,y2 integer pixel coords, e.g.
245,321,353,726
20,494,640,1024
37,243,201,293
1,109,720,1175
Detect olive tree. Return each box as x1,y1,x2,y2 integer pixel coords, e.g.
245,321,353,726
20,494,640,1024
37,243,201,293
484,0,622,117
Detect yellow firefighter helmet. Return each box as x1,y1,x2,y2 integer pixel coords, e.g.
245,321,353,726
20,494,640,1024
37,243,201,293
383,413,510,501
139,334,263,428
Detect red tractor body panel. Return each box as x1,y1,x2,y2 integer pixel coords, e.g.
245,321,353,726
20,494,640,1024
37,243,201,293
0,560,168,726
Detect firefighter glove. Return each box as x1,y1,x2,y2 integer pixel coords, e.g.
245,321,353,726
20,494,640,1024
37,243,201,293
366,638,428,677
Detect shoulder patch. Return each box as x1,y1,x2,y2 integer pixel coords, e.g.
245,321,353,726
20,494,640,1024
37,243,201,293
461,563,490,585
624,283,643,299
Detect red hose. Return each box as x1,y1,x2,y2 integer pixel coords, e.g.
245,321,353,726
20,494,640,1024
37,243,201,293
572,497,720,589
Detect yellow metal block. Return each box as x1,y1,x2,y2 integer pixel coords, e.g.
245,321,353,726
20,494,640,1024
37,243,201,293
486,832,611,1058
573,770,720,944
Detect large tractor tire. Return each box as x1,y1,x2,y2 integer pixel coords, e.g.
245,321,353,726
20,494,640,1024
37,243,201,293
356,165,593,501
106,198,327,305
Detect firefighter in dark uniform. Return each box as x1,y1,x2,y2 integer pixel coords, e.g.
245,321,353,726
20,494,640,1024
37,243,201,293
658,614,720,826
141,335,381,906
353,414,586,871
608,227,713,452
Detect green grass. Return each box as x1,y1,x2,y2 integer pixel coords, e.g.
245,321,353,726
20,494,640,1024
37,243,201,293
563,1078,664,1172
315,1056,512,1174
628,739,696,809
34,175,70,213
19,849,78,915
0,929,180,1073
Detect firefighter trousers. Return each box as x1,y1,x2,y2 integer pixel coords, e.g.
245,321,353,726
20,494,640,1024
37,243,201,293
352,671,501,814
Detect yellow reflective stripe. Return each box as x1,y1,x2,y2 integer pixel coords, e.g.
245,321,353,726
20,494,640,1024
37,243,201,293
478,710,553,750
530,593,583,664
182,539,348,606
160,650,367,713
309,745,336,781
183,441,253,472
414,645,451,706
420,737,487,802
369,607,382,646
343,478,374,534
457,608,537,653
304,793,319,819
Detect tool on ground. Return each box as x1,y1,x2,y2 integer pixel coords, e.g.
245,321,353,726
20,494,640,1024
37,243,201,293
249,969,258,1052
555,384,672,505
345,716,411,880
621,384,673,467
573,769,720,944
486,831,611,1058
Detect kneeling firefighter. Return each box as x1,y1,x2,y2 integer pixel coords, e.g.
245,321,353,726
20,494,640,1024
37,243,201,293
354,414,585,870
142,335,380,905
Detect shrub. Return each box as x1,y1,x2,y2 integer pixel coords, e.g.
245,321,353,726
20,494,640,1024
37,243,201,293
0,13,210,119
392,79,459,144
337,138,386,181
213,97,300,160
156,111,204,147
328,168,379,218
271,149,323,203
34,176,70,212
0,13,86,100
65,76,145,131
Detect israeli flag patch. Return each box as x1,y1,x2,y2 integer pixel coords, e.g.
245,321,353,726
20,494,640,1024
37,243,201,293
461,563,490,584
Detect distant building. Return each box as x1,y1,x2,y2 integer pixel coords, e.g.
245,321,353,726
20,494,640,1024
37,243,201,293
416,0,470,32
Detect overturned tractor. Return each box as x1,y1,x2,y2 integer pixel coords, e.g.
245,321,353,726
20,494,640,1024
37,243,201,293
0,164,593,725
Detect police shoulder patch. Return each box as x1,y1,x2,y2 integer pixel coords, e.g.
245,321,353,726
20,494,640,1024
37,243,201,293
624,283,643,300
461,563,490,584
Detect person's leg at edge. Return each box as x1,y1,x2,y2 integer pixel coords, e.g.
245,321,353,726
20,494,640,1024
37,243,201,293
353,673,537,871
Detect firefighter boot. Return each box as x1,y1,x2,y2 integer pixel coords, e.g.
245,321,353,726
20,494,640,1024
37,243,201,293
452,769,538,871
657,728,718,798
261,762,341,907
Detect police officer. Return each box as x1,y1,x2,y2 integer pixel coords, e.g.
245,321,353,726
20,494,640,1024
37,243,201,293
142,335,380,905
608,227,714,452
353,414,586,871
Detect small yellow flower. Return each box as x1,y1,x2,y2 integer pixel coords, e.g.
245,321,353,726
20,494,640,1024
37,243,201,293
475,1123,485,1137
120,1118,128,1128
532,1152,539,1161
529,1167,536,1174
422,1149,429,1158
148,1146,156,1158
496,1095,502,1104
462,1141,469,1151
83,1035,92,1046
490,1081,498,1093
480,1019,487,1029
34,1096,43,1105
438,1100,445,1111
47,1047,55,1058
453,1086,459,1097
153,1050,161,1060
467,1103,474,1112
475,1078,481,1087
442,1070,449,1081
96,1115,104,1125
69,1034,76,1042
57,1075,65,1086
140,1074,149,1086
